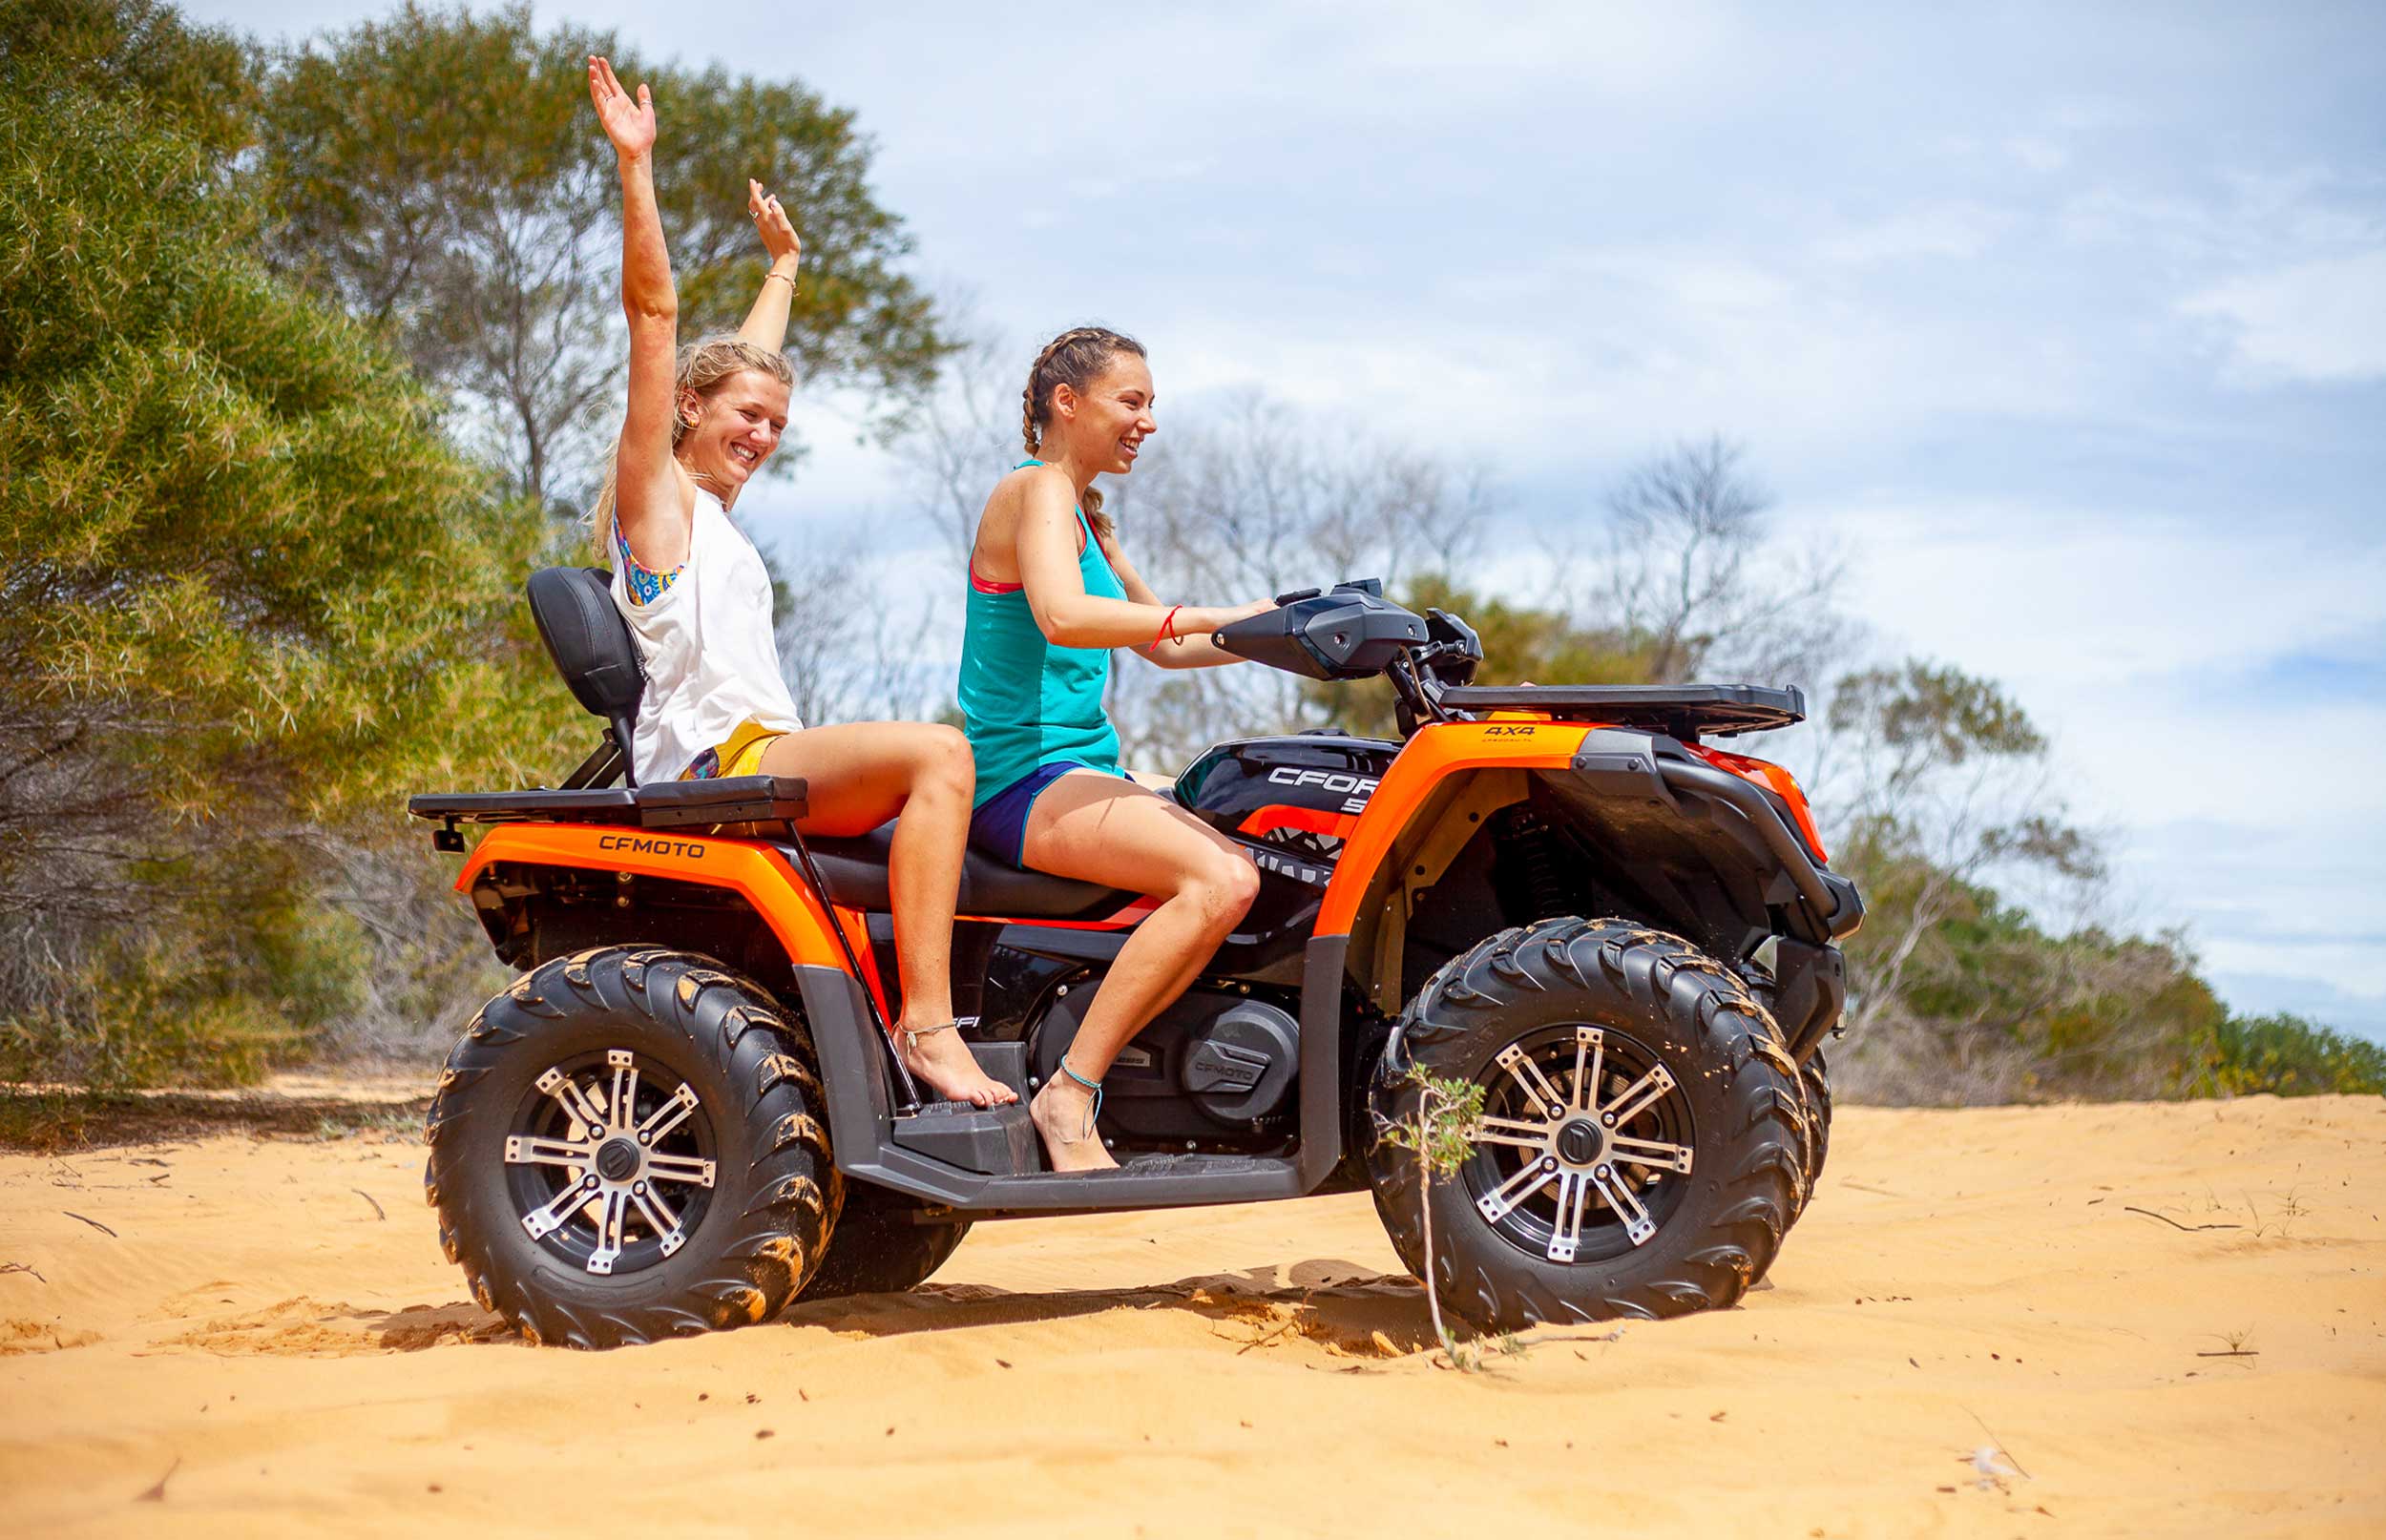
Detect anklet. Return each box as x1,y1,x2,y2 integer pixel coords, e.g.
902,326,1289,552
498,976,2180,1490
900,1015,978,1051
1057,1056,1103,1138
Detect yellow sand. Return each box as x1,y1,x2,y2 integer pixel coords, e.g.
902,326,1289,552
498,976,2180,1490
2,1093,2381,1537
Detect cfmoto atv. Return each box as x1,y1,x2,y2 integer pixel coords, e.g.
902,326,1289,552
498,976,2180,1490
409,574,1861,1347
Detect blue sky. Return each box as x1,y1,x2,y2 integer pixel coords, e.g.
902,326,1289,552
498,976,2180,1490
201,1,2386,1037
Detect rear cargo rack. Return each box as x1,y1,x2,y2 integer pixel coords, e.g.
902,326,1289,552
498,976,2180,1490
408,776,808,850
1437,683,1804,739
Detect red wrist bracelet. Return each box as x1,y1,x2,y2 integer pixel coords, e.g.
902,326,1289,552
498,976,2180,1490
1156,605,1183,651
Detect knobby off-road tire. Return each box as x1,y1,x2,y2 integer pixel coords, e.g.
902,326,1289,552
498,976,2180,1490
794,1182,971,1302
1798,1047,1833,1195
1366,917,1809,1331
424,947,840,1349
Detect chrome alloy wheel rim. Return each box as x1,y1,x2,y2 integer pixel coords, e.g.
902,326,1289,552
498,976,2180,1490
1461,1025,1695,1265
503,1049,719,1277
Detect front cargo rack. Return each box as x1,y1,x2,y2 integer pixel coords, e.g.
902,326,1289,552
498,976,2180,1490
1436,683,1804,740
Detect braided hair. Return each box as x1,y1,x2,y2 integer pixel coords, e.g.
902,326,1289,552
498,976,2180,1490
1019,325,1146,539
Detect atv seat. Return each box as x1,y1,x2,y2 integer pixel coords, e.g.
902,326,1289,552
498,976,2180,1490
802,826,1139,923
461,565,1142,922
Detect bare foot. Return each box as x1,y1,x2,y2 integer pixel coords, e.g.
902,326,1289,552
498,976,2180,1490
896,1021,1017,1108
1030,1076,1117,1172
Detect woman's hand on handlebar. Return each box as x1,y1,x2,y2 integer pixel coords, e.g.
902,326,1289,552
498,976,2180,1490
1198,598,1276,635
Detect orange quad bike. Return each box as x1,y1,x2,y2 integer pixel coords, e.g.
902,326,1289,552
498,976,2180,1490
410,575,1862,1347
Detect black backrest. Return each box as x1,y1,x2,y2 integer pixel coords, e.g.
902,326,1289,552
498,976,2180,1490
527,567,645,785
527,567,643,722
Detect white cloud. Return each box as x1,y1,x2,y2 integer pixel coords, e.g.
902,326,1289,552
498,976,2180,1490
1805,500,2386,689
1813,203,2011,266
2181,249,2386,383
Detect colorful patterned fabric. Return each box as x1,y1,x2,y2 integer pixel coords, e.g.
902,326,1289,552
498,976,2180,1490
614,515,683,607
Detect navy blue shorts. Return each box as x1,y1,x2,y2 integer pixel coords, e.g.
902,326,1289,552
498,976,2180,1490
969,762,1112,869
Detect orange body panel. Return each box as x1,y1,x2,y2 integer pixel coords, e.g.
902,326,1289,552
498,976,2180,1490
454,823,848,969
1313,719,1591,937
1686,744,1828,864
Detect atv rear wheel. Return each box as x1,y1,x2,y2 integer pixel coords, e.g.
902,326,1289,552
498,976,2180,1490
1797,1047,1833,1195
1366,918,1807,1331
794,1182,971,1302
425,947,839,1348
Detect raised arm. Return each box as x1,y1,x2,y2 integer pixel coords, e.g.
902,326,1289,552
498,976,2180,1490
735,178,803,353
1014,471,1267,655
590,55,689,570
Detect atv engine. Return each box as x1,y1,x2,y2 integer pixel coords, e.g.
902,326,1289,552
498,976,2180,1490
1031,981,1302,1140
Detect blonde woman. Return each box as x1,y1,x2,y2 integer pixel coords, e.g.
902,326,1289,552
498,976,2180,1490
587,55,1010,1108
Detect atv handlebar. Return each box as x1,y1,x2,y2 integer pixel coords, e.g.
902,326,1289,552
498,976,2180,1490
1212,580,1426,681
1212,580,1482,734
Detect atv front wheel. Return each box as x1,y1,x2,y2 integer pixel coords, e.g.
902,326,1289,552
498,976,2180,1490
1367,918,1806,1331
425,948,840,1348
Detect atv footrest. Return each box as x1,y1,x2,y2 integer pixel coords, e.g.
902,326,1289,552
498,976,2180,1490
891,1101,1039,1176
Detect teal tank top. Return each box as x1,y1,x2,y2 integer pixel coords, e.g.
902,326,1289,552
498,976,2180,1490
956,463,1127,807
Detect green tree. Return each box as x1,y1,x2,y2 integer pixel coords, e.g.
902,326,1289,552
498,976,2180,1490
1813,659,2237,1102
0,0,257,156
0,17,577,1084
1823,661,2099,1032
256,2,944,510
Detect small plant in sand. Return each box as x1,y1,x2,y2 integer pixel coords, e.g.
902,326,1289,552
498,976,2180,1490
2248,1188,2308,1239
1375,1068,1488,1368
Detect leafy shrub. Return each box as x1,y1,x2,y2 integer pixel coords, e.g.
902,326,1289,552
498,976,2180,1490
2196,1013,2386,1098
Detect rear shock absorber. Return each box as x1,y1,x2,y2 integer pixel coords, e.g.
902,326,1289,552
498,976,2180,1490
1498,806,1575,921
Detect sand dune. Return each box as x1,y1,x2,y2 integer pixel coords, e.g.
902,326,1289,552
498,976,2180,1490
2,1091,2380,1537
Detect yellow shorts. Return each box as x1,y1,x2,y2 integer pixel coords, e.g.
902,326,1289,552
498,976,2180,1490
680,718,787,781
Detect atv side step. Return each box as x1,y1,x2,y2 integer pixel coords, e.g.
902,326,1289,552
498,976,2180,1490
847,1143,1306,1215
882,1056,1306,1210
797,940,1349,1217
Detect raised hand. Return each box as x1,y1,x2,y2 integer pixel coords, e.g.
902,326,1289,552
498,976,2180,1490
587,55,655,160
747,178,802,268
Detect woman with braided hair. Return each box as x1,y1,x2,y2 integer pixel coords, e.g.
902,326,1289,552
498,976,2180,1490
957,326,1277,1170
587,56,1012,1109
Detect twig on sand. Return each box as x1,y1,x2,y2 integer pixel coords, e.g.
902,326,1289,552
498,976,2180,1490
352,1188,387,1221
1962,1405,2029,1479
62,1211,117,1238
2194,1349,2258,1358
2123,1206,2240,1233
0,1261,45,1283
1236,1318,1304,1355
135,1456,180,1503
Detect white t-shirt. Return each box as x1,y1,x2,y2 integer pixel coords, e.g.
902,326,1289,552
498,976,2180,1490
609,487,805,783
